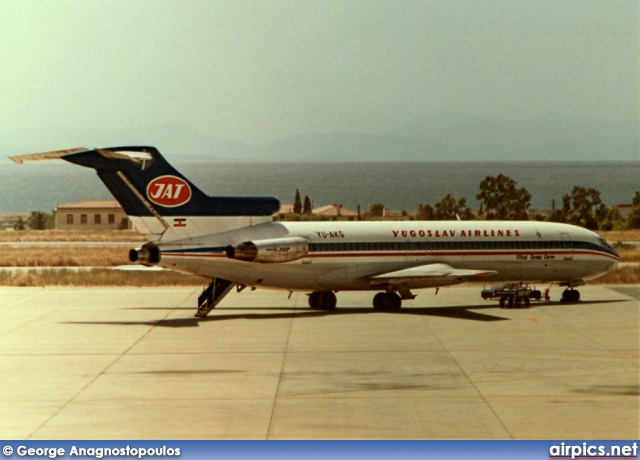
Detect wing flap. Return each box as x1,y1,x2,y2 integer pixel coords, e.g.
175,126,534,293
370,263,497,284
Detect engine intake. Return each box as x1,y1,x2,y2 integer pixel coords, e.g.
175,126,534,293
129,244,161,265
226,237,309,263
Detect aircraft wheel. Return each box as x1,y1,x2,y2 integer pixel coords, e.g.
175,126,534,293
524,297,531,308
386,292,402,312
561,289,580,303
309,291,337,310
499,297,506,308
373,293,387,311
508,296,515,308
372,292,402,312
319,291,337,310
308,291,321,309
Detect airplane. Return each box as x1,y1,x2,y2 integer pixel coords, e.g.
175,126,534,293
10,146,621,317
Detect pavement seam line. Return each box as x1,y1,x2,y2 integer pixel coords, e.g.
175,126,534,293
26,288,198,439
0,289,90,338
265,294,297,440
419,313,515,439
536,289,640,369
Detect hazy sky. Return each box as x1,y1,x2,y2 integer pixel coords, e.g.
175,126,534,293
0,0,637,145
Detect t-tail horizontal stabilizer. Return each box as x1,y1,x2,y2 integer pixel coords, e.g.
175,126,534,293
8,148,89,164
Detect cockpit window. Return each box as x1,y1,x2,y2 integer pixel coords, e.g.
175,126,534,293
598,237,613,249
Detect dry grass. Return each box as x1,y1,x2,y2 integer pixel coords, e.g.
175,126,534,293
614,246,640,263
0,230,145,243
0,268,205,287
0,247,130,267
598,229,640,243
588,266,640,285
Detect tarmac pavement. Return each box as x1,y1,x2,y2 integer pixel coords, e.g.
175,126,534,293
0,285,637,439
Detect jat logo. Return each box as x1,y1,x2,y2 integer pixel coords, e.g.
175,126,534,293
146,175,192,207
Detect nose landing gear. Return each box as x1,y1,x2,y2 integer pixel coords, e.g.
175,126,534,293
560,280,584,303
561,289,581,302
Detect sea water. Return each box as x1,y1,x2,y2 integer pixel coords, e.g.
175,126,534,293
0,161,637,214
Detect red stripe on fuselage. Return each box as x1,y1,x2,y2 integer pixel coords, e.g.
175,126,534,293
161,249,619,262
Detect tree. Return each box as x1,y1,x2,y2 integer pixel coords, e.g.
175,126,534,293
627,191,640,229
46,211,56,229
28,211,49,230
476,174,531,220
14,217,26,231
599,205,624,231
563,186,603,230
559,195,573,223
303,195,312,214
293,189,302,214
368,203,385,217
433,194,472,220
595,203,611,230
418,203,435,220
549,198,568,223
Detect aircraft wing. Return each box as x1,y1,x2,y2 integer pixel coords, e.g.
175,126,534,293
370,263,497,285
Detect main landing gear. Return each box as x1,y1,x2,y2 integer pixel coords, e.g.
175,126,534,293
307,290,406,312
373,292,402,312
308,291,337,310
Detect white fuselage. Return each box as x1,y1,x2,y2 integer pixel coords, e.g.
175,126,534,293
155,220,619,292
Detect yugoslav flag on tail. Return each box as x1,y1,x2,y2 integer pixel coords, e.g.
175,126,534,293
9,146,280,242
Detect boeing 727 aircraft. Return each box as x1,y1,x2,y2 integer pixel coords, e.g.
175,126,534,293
10,146,620,317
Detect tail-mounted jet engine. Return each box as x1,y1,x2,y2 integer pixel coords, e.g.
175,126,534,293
129,243,161,265
226,237,309,263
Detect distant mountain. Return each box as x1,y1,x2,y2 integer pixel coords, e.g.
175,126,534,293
261,113,638,162
259,132,424,161
0,124,259,162
390,113,638,161
105,124,260,161
1,113,637,162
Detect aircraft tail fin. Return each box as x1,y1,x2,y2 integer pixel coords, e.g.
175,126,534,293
10,146,280,241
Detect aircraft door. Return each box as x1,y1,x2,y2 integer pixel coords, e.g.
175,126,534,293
561,233,573,261
300,234,313,264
